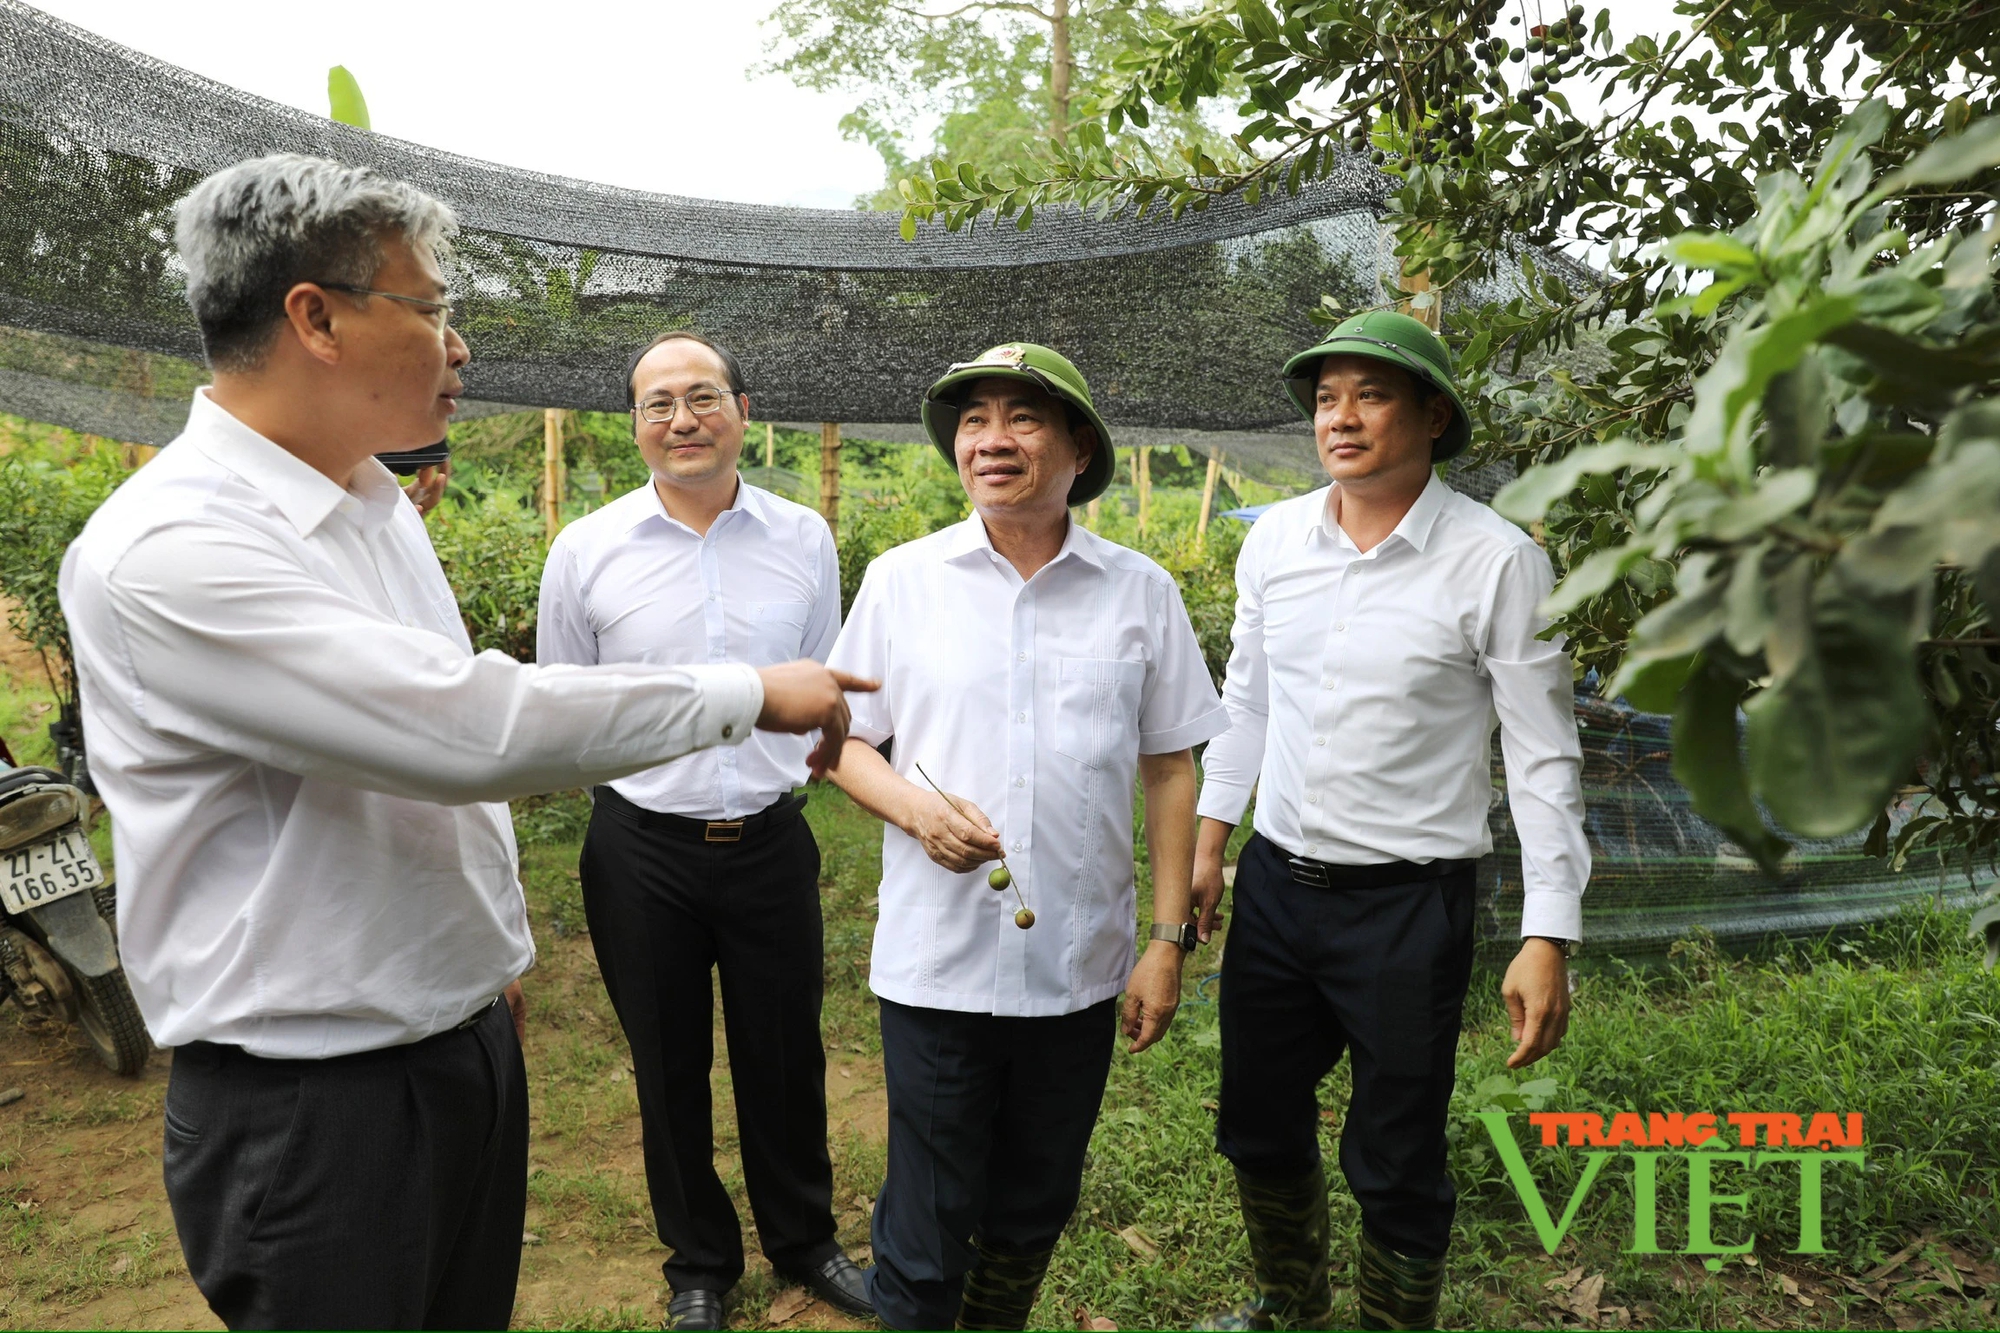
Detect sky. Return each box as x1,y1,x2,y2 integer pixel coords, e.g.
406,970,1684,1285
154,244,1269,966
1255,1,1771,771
27,0,1710,211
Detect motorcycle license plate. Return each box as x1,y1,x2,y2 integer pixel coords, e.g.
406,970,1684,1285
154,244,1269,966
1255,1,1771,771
0,828,104,913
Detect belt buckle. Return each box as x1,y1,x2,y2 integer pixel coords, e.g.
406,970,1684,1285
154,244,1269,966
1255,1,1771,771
704,820,745,843
1287,856,1331,889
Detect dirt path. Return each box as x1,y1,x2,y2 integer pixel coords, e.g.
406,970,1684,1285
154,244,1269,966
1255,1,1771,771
0,952,892,1331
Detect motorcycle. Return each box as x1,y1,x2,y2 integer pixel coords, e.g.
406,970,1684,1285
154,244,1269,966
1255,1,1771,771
0,764,149,1075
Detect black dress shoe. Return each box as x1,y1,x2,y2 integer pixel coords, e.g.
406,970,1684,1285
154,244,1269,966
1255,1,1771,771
776,1250,875,1318
664,1287,726,1330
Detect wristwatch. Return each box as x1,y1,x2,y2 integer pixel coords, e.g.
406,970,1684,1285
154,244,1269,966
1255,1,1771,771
1150,922,1199,952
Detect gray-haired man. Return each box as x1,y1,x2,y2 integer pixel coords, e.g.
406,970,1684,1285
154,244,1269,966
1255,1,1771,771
59,155,871,1330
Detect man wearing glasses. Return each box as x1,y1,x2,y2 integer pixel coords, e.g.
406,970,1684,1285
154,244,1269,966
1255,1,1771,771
537,332,868,1330
62,157,868,1332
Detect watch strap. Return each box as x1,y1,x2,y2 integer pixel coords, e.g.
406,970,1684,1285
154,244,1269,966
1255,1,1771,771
1150,922,1197,952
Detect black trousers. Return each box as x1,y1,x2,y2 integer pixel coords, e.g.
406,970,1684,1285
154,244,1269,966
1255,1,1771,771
161,998,528,1330
1217,833,1476,1259
580,788,838,1293
868,997,1117,1331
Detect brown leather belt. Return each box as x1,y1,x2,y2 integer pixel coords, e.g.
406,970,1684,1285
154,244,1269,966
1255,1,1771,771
592,786,808,844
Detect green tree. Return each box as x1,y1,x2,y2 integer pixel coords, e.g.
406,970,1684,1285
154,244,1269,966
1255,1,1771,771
902,0,2000,871
761,0,1230,209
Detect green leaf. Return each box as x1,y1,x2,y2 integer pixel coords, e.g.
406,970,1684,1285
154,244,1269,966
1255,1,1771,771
1672,657,1790,874
1878,115,2000,195
327,65,371,130
1744,590,1930,839
1662,232,1758,272
1544,541,1649,615
899,210,918,242
1722,544,1774,658
1762,354,1827,467
1706,468,1816,542
1492,438,1671,522
1682,294,1858,471
1612,652,1698,714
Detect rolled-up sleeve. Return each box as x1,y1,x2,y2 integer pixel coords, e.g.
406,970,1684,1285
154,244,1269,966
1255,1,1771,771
108,520,762,806
1482,544,1590,941
1196,526,1272,826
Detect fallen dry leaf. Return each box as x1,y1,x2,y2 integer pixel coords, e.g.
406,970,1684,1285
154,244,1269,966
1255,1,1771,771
1117,1225,1160,1261
767,1287,814,1326
1779,1273,1814,1308
1073,1311,1118,1332
520,1231,542,1245
1568,1272,1605,1323
108,1255,130,1275
1546,1265,1586,1292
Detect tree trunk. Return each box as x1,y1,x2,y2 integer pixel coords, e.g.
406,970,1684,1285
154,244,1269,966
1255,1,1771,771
1050,0,1072,144
1134,445,1151,534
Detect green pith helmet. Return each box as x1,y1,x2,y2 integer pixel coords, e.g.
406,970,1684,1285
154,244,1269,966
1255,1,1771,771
1281,310,1472,461
922,342,1116,507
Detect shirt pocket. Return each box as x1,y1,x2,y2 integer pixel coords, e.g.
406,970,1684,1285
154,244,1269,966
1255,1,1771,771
1053,657,1146,769
744,600,813,666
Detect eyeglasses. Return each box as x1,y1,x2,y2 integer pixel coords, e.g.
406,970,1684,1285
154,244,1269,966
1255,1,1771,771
316,282,454,326
635,388,737,423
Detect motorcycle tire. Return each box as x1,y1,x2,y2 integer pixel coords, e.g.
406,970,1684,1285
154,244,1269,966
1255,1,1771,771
72,967,149,1076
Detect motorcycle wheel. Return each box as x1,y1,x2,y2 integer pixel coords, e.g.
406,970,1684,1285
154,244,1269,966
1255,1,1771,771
72,967,150,1076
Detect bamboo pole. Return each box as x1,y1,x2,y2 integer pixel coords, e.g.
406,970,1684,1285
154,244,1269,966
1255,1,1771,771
542,408,565,539
819,422,842,543
1196,448,1223,545
1134,445,1152,534
764,421,775,469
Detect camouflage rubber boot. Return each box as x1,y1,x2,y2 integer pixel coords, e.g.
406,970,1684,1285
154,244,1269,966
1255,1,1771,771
956,1238,1055,1331
1355,1229,1446,1331
1193,1164,1333,1331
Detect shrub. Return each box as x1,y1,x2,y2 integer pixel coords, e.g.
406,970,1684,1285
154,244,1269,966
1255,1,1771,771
429,479,547,662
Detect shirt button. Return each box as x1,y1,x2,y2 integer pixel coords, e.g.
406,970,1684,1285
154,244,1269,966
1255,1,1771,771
1017,652,1028,662
1014,777,1026,788
1336,622,1348,632
1016,712,1027,723
1012,839,1024,852
1307,792,1320,805
1306,842,1318,854
721,724,733,739
1314,736,1326,746
1322,678,1335,689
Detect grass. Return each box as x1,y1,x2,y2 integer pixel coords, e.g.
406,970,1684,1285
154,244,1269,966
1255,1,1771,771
494,783,2000,1331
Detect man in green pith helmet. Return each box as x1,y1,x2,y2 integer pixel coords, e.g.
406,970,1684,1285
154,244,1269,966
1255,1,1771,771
825,343,1227,1330
1191,311,1590,1331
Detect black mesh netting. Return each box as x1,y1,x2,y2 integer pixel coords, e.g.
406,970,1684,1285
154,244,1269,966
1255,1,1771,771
1,0,1984,951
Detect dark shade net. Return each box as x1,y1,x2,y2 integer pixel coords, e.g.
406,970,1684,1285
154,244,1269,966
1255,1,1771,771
0,0,1982,953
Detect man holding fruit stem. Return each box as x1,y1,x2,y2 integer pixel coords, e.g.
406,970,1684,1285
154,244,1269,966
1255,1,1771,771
1191,311,1589,1332
826,343,1227,1331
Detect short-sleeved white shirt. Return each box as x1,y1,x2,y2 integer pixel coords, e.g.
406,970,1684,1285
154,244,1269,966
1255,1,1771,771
827,515,1227,1017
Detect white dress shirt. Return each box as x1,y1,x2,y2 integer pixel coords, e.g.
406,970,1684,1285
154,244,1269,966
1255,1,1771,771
1196,475,1589,941
59,391,765,1058
828,516,1227,1017
536,478,838,819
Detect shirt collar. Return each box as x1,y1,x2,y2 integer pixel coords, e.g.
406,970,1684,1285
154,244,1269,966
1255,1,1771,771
183,388,400,538
1316,471,1450,555
626,473,769,535
945,511,1106,570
